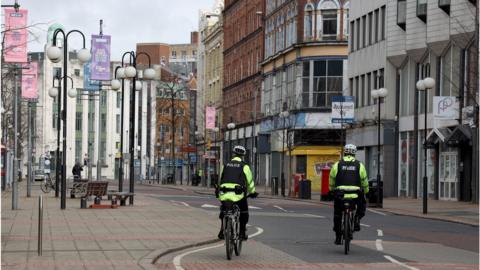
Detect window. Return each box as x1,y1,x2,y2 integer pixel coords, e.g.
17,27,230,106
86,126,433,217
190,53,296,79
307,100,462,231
417,0,427,22
356,18,360,50
311,60,343,108
381,6,386,40
171,51,176,58
350,21,355,51
101,113,106,129
74,69,80,76
438,0,450,14
275,72,283,113
362,15,366,48
302,62,311,107
304,4,314,40
181,50,187,59
263,75,273,115
374,9,379,42
397,0,406,30
75,112,82,131
368,12,373,45
367,73,372,106
192,50,196,56
355,76,359,108
116,92,121,108
116,114,120,133
361,75,365,107
322,10,337,39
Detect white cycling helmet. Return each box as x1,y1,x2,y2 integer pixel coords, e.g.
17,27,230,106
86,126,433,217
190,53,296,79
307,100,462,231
344,144,357,155
233,145,246,156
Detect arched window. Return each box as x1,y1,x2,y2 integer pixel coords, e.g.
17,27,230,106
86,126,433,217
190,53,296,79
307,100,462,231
304,3,314,40
317,0,340,40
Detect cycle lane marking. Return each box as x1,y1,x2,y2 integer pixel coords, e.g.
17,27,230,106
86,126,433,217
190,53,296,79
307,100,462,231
375,239,384,251
367,208,387,216
384,255,420,270
274,205,289,212
170,200,190,207
302,213,325,218
172,226,264,270
377,229,383,237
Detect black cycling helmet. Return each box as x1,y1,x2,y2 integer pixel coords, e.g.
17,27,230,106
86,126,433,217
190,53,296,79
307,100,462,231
233,145,246,156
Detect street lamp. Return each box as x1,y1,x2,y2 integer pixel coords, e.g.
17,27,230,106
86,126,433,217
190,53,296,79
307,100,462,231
371,87,388,208
416,77,435,214
120,50,154,205
227,122,236,161
47,28,90,210
280,110,289,197
49,71,75,198
111,66,126,196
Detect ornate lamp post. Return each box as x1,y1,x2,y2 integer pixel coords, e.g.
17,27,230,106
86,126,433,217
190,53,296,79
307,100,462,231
47,28,91,209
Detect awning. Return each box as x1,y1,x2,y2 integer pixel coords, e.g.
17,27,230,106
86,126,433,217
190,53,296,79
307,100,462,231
445,125,472,146
425,128,452,148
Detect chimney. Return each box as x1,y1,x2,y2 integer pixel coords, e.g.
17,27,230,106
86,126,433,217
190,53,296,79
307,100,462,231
190,31,199,44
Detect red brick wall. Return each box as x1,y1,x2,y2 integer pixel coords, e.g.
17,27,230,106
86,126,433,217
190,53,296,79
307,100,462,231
223,0,264,127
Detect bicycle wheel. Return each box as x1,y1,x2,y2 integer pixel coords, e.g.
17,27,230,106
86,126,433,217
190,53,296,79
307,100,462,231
234,218,242,256
344,212,350,255
40,179,51,193
225,218,233,260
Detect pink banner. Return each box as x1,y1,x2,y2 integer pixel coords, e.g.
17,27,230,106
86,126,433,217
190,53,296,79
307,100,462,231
4,8,28,63
21,62,38,99
205,106,216,129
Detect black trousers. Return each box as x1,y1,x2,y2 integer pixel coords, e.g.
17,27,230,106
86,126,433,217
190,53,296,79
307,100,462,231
219,197,249,234
333,195,366,234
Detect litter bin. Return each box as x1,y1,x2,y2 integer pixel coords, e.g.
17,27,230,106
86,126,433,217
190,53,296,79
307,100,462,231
271,177,278,195
368,179,383,207
298,179,311,199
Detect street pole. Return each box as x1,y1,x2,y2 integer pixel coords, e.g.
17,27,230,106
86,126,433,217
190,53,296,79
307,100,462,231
27,101,32,197
55,72,61,197
119,74,125,192
281,116,286,197
423,88,428,214
12,66,18,210
97,81,102,181
376,98,381,208
171,86,176,185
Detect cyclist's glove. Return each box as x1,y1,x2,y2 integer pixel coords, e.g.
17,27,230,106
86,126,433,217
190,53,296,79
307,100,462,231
248,192,259,199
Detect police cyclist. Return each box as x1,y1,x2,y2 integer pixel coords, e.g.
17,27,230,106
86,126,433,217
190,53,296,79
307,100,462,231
329,144,369,245
216,145,258,241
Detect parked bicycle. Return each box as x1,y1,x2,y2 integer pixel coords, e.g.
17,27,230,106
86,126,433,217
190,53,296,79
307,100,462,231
222,193,256,260
40,173,55,193
335,188,360,255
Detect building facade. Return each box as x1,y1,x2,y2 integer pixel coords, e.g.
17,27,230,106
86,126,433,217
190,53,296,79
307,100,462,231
346,1,396,196
222,0,265,182
387,0,478,202
169,32,199,77
258,0,350,193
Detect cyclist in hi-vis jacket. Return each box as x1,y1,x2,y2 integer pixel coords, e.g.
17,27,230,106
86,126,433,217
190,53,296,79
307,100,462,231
216,145,257,241
329,144,369,245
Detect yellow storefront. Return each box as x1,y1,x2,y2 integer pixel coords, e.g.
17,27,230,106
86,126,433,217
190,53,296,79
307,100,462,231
289,146,342,192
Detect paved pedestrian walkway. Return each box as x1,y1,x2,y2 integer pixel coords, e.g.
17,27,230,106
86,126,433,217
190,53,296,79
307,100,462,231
157,182,479,226
1,181,220,270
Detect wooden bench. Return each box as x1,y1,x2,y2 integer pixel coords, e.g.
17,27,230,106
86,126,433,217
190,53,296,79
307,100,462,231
80,181,113,209
107,191,135,206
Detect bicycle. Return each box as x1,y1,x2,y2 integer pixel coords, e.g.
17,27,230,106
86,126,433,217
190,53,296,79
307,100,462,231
221,192,256,260
335,188,360,255
40,173,55,193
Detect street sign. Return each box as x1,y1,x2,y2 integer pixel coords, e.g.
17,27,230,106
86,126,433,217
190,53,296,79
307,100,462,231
331,96,355,123
181,146,197,153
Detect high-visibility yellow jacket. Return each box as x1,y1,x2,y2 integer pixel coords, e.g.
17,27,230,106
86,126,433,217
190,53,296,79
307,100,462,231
218,157,255,202
329,155,369,194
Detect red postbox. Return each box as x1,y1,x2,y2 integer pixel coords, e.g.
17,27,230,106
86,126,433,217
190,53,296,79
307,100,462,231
321,166,331,201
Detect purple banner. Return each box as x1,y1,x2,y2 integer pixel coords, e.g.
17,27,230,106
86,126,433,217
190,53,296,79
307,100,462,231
90,34,111,80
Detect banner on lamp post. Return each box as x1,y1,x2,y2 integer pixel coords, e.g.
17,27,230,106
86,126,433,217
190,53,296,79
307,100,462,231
83,61,101,91
90,34,111,80
205,106,216,129
21,62,38,99
4,8,28,63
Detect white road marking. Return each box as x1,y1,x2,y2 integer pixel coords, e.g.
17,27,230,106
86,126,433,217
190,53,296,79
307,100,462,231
170,200,190,207
360,223,370,227
367,208,387,216
201,204,218,208
274,205,289,212
303,213,325,218
248,205,262,209
377,229,383,237
172,226,264,270
384,255,420,270
375,239,384,251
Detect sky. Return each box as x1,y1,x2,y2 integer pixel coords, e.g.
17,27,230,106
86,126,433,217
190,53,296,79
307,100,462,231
11,0,215,60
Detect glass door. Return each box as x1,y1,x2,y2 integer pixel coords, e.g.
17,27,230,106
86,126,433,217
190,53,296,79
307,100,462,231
439,152,458,201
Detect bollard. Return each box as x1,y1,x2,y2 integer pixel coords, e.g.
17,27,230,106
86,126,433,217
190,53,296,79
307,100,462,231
80,197,87,209
38,196,43,256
